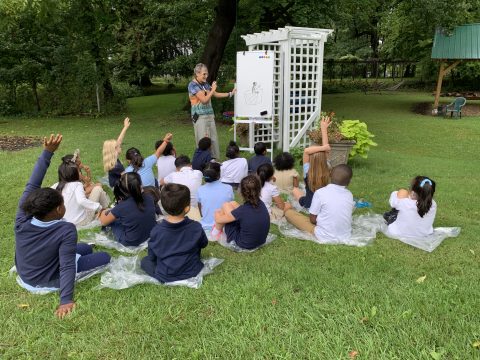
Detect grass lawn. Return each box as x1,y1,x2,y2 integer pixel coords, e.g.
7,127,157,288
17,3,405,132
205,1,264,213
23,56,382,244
0,92,479,359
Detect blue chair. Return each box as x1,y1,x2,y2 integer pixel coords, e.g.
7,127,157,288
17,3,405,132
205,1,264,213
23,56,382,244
445,97,466,118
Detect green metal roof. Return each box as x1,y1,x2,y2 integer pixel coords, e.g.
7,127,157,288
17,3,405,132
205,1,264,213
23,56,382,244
431,24,480,60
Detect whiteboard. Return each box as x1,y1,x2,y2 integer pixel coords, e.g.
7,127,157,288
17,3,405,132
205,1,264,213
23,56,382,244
235,51,274,118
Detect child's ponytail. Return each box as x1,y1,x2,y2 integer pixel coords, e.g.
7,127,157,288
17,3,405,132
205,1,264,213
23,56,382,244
56,155,80,193
256,163,274,187
114,172,145,211
126,147,144,171
411,176,436,217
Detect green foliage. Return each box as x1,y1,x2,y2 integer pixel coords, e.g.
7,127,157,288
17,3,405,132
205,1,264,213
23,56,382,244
339,119,377,159
289,146,305,165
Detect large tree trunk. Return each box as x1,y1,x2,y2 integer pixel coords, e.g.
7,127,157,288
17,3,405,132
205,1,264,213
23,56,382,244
200,0,238,83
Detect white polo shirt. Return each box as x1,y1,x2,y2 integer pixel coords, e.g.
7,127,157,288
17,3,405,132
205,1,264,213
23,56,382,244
387,191,437,238
156,155,176,182
309,184,355,242
220,158,248,184
163,166,203,206
260,181,280,213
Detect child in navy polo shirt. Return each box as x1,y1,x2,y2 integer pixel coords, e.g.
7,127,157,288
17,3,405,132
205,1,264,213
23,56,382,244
141,183,208,282
99,172,157,247
212,175,270,250
192,137,213,171
15,134,110,318
248,142,271,174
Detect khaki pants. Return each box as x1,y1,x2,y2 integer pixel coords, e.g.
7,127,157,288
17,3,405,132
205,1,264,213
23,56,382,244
88,185,110,208
194,114,220,160
285,209,315,234
187,206,201,221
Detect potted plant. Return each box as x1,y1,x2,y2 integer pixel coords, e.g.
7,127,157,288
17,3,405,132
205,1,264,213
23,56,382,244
307,111,377,166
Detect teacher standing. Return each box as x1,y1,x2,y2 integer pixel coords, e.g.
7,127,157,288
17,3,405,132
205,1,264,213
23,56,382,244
188,63,236,160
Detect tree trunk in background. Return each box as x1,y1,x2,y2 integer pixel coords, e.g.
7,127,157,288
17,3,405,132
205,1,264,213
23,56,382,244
200,0,238,83
32,80,40,112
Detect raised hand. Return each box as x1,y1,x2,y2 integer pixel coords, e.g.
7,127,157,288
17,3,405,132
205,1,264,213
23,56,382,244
43,134,63,153
320,116,331,130
211,81,218,92
123,117,130,128
55,301,75,319
163,133,173,142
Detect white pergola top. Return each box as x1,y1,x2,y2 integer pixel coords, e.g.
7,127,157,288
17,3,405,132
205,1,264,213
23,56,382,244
241,26,334,46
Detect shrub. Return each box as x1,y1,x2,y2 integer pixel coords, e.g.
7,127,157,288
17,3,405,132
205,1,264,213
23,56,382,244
339,120,377,158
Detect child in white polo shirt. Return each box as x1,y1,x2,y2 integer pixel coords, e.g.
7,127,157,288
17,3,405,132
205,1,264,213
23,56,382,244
285,164,355,242
220,141,248,190
161,155,203,220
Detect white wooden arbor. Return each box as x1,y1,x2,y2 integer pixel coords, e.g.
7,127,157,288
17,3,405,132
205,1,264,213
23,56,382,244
238,26,333,152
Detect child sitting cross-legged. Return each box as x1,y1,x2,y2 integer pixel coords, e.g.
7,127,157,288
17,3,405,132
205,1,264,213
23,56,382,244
248,141,272,174
285,164,355,242
220,141,248,190
140,183,209,282
98,172,157,247
161,155,203,221
197,162,234,231
192,137,213,171
257,163,289,221
273,152,299,193
212,175,270,250
15,134,110,318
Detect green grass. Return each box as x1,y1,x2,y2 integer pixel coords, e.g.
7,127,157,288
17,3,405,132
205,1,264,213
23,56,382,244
1,92,479,359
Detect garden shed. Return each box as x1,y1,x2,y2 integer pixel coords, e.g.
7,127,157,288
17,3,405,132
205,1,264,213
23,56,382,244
431,23,480,109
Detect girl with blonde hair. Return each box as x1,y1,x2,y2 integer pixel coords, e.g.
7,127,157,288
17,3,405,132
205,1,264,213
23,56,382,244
103,117,130,187
292,117,331,209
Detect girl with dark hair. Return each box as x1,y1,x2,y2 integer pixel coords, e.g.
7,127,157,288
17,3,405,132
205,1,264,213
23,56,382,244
212,175,270,250
98,172,157,246
257,163,289,221
15,134,110,318
197,162,234,230
273,152,299,193
219,141,248,190
124,133,173,187
386,176,437,238
53,155,106,226
155,138,176,184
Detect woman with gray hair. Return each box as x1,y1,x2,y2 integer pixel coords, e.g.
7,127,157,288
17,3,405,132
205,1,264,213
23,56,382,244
188,63,236,160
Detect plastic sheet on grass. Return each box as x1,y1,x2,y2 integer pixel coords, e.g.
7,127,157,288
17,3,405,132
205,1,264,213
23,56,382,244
277,213,386,247
9,264,109,295
383,227,461,252
77,219,101,231
215,233,277,252
80,231,148,254
96,256,223,290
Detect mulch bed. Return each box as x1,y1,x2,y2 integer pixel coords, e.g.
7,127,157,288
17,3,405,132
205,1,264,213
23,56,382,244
412,102,480,116
0,136,43,151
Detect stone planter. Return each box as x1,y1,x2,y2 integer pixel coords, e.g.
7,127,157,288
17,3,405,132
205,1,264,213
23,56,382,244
329,141,356,167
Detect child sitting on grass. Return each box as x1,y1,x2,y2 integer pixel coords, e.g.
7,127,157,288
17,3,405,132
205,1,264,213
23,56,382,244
192,136,213,171
155,138,176,185
15,134,110,318
102,117,130,187
99,172,157,247
161,155,203,221
197,162,234,230
53,156,106,226
292,117,331,209
285,164,355,242
257,163,289,221
124,133,173,187
273,152,299,193
141,183,208,282
212,175,270,250
386,176,437,238
248,141,271,174
220,141,248,190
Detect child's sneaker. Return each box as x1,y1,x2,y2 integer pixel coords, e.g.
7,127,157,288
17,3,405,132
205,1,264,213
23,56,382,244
210,225,224,241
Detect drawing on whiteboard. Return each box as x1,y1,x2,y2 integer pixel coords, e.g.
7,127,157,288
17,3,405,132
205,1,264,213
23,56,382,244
243,82,263,105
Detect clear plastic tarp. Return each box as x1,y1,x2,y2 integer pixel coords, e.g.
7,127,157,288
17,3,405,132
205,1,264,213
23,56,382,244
96,256,223,290
215,233,277,252
384,227,461,252
80,232,148,254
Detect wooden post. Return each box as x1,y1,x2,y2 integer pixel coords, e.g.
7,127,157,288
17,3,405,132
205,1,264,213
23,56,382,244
433,60,461,109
